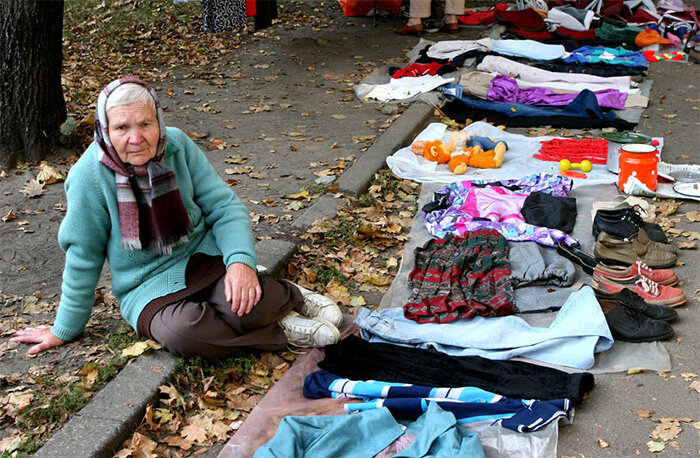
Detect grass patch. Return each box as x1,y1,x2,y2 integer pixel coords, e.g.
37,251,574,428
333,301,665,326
3,326,146,457
311,265,348,285
322,219,361,245
178,352,256,388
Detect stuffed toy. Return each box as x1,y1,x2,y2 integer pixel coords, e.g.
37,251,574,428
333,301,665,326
411,131,508,174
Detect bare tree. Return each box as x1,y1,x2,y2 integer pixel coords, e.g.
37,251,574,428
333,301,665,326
0,0,67,169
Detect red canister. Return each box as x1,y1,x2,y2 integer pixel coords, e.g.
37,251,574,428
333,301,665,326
618,144,659,192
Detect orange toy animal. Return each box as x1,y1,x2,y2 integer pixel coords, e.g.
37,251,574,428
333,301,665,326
448,143,506,174
422,140,452,164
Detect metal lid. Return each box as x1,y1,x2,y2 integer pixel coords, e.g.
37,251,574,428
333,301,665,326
600,132,652,144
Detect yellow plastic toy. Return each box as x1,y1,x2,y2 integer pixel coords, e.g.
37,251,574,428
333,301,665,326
559,159,592,173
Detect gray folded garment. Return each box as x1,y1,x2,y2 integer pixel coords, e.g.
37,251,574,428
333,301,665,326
508,241,576,288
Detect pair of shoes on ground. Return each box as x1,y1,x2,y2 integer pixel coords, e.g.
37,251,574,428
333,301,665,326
592,206,667,243
395,21,459,35
597,289,676,343
590,197,655,220
594,228,677,268
592,264,686,307
279,286,343,348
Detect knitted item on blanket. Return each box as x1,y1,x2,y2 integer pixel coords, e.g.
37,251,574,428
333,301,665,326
404,230,516,324
643,50,687,61
534,138,608,164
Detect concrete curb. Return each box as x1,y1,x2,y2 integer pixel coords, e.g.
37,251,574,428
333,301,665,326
34,102,435,458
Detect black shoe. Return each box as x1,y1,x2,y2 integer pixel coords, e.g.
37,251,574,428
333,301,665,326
596,288,678,322
604,305,674,342
556,242,598,276
592,206,667,243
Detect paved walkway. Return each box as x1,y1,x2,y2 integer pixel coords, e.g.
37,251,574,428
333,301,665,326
6,3,699,456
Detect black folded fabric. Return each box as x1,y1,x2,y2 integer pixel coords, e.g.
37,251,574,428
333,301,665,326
319,335,595,404
441,99,636,131
524,59,647,77
521,192,577,233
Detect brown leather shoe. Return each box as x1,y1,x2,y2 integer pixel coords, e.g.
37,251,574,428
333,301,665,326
395,23,424,36
594,230,677,268
438,22,459,33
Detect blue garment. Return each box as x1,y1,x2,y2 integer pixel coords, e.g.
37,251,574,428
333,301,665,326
563,46,648,68
492,39,566,61
438,88,624,121
254,402,485,458
355,286,613,370
467,136,508,151
304,370,573,433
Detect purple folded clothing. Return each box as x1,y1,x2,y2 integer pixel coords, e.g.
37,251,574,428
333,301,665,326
487,74,627,110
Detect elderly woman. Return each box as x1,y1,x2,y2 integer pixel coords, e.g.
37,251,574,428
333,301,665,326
11,78,342,358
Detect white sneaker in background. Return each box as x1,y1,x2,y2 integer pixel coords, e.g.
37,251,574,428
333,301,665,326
279,311,340,348
295,285,344,328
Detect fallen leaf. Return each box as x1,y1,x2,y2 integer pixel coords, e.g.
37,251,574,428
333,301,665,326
225,166,255,175
688,232,700,241
0,210,15,223
689,380,700,394
647,440,665,453
331,114,347,119
681,373,698,381
362,274,391,286
597,438,610,448
284,190,311,201
121,339,162,357
20,179,45,198
657,201,682,216
651,418,683,441
628,368,644,375
180,424,207,444
0,435,22,454
350,296,366,307
160,384,184,408
685,211,700,222
36,162,65,184
186,131,209,140
677,242,697,249
224,155,248,164
115,432,158,458
637,409,655,418
163,435,194,450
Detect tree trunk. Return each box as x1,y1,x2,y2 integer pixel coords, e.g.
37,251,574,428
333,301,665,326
0,0,67,169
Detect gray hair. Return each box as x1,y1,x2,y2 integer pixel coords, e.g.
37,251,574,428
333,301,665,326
105,83,155,113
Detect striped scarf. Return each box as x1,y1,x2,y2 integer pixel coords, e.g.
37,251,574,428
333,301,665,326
95,77,192,253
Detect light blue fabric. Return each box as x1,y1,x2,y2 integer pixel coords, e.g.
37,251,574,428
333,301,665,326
355,286,613,370
254,403,485,458
53,127,257,341
491,39,566,61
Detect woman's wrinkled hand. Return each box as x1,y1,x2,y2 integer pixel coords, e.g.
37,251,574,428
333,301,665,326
224,263,262,316
10,326,66,355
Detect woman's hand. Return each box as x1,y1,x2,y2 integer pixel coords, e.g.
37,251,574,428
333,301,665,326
10,326,66,355
224,263,262,316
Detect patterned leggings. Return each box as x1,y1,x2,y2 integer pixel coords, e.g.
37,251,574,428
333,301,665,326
202,0,247,32
404,229,516,323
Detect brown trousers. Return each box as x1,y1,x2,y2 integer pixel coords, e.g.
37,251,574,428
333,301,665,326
149,275,302,358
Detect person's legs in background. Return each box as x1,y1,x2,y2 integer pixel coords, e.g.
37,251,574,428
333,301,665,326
396,0,429,35
396,0,465,35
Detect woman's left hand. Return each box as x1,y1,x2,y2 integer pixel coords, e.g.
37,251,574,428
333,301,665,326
224,263,262,316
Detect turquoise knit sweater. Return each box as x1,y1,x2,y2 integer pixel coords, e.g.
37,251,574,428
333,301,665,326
52,127,257,341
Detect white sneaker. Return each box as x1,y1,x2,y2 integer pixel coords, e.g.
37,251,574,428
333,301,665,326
279,311,340,348
295,285,344,328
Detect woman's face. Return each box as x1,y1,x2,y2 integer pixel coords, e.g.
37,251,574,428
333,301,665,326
107,102,160,166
